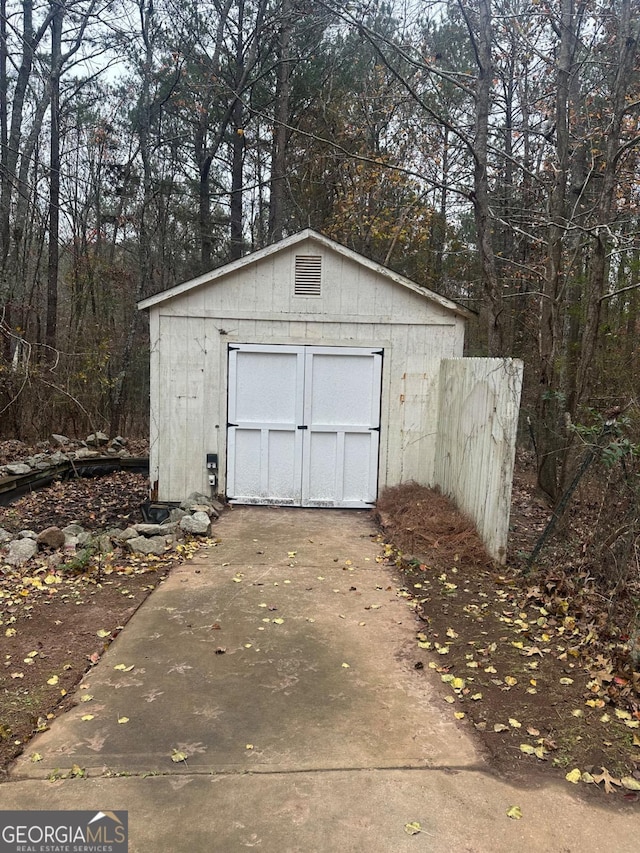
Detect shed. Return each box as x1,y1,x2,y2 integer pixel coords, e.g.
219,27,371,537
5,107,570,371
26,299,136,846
138,229,474,510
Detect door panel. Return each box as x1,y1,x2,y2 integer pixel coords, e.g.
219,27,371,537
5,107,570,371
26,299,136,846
302,347,381,507
227,346,304,504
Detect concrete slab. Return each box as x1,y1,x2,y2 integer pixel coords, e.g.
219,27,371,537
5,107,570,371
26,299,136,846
10,508,478,777
2,507,638,852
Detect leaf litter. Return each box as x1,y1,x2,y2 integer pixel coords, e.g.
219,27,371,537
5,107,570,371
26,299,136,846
0,468,214,775
375,481,640,799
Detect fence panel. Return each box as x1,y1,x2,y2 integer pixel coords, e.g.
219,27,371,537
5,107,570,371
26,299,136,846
434,358,523,562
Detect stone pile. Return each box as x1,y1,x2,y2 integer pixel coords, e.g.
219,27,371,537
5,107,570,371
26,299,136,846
0,492,224,567
0,433,135,479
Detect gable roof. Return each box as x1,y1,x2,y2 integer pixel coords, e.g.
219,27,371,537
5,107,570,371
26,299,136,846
137,229,474,319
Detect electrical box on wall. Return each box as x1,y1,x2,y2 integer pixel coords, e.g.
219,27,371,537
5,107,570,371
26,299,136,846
207,453,218,489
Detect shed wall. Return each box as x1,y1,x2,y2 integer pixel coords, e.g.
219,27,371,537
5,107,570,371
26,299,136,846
149,314,465,502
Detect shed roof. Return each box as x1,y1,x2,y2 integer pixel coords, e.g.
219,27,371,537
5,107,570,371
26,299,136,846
137,229,474,319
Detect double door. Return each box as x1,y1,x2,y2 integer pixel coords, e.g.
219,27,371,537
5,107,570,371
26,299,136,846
226,344,382,508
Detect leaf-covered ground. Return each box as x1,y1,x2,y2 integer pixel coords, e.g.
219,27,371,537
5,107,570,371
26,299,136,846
0,466,201,776
376,481,640,802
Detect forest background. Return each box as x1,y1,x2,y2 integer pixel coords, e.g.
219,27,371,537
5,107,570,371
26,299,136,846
0,0,639,505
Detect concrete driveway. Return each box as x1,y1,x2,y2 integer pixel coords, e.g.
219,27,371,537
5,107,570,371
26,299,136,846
1,507,638,851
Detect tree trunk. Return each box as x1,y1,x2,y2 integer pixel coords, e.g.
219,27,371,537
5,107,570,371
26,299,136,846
45,1,63,355
268,0,292,244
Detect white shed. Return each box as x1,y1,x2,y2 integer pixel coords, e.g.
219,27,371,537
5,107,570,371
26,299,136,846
138,229,474,509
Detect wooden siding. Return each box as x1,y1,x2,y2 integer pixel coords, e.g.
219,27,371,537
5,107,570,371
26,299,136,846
433,358,523,563
148,313,465,502
155,239,457,326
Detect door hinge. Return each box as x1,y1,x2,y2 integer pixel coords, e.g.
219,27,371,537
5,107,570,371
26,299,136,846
369,425,380,431
228,345,240,351
227,422,238,428
297,425,308,430
373,349,383,355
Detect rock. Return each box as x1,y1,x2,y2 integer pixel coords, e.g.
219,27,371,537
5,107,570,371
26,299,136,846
0,528,12,544
189,503,219,519
18,529,37,540
51,434,70,446
127,535,171,556
180,491,213,510
49,451,67,465
179,512,211,536
114,527,138,541
86,431,109,446
210,499,225,513
97,534,113,554
34,461,52,471
62,523,84,536
169,508,187,523
37,526,66,550
74,447,100,460
77,531,93,546
6,463,32,475
3,538,38,565
111,436,127,447
64,534,79,549
134,523,178,537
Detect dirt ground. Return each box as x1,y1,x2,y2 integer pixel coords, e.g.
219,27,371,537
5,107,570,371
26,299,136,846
0,467,190,776
1,444,639,802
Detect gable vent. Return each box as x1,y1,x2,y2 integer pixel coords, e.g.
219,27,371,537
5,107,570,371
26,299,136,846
294,255,322,297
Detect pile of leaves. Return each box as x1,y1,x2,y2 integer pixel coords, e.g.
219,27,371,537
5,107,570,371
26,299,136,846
0,471,149,533
375,482,640,799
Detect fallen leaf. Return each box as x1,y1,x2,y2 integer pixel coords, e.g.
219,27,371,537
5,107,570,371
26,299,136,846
506,805,522,820
171,749,188,763
46,675,59,686
621,777,640,791
30,753,42,763
565,768,581,784
96,629,111,638
592,767,621,794
454,711,465,720
404,821,422,835
493,723,509,733
341,662,350,668
114,664,135,672
509,718,521,728
117,716,129,724
559,677,574,685
81,714,95,721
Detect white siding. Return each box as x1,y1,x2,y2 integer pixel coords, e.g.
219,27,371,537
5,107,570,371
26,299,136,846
433,358,523,563
149,311,465,502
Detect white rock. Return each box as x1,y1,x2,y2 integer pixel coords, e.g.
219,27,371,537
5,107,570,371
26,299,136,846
127,535,171,556
179,512,211,536
3,538,38,565
6,463,32,475
18,530,37,540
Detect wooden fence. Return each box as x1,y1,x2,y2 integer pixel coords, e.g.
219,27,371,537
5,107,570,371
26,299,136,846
434,358,523,563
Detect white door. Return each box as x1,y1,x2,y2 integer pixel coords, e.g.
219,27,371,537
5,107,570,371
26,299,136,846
226,344,382,508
